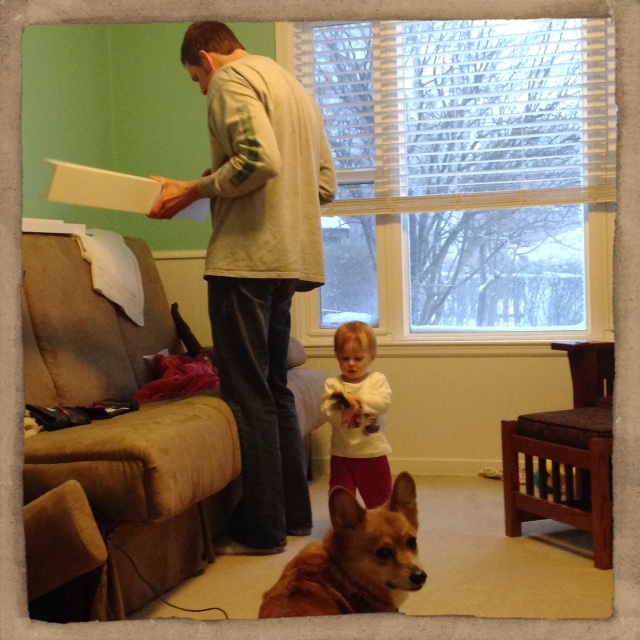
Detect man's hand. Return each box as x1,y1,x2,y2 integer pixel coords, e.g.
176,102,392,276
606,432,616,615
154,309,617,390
147,177,201,219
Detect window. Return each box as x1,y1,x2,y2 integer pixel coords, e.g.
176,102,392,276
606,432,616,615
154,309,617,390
287,19,616,343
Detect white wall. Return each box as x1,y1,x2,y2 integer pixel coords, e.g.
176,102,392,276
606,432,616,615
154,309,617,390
305,346,574,477
154,251,212,345
155,252,575,477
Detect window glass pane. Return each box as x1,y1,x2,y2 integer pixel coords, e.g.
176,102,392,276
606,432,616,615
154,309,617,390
298,19,615,202
310,22,380,328
310,22,375,182
293,18,612,338
321,215,379,328
394,19,609,196
407,205,586,331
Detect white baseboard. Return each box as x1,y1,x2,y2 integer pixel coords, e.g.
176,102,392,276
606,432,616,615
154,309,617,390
311,456,503,478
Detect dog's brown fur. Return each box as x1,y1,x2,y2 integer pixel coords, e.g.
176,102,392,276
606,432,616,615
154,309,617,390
259,472,427,618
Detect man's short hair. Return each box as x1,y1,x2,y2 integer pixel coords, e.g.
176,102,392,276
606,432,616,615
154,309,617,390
181,21,246,66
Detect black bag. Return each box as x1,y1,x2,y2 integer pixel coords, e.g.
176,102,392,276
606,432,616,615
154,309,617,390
26,405,91,431
26,400,139,431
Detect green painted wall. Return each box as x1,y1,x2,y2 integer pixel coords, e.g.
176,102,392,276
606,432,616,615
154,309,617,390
22,25,118,232
22,22,276,250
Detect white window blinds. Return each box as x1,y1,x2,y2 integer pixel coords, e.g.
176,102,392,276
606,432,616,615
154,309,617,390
293,19,616,216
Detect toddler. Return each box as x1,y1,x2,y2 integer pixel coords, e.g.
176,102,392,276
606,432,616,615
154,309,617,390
320,321,392,508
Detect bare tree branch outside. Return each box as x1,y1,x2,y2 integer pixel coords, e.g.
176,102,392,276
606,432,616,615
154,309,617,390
299,19,613,332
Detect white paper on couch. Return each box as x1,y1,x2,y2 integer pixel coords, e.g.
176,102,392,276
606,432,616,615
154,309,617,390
73,228,145,327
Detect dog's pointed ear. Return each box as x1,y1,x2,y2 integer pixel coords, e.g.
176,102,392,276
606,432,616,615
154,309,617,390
329,487,366,530
389,472,419,529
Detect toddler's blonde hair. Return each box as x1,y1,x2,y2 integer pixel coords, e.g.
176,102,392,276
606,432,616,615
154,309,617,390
333,321,377,355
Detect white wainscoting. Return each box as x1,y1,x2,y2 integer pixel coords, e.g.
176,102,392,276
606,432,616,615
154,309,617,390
153,250,211,348
153,251,575,477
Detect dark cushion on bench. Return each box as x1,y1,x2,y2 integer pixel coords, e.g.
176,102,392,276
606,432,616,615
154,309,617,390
517,407,612,450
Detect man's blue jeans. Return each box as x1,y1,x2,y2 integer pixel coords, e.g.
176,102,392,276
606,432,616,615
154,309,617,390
207,276,312,549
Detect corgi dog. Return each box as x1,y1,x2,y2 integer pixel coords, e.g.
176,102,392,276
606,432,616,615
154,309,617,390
259,471,427,618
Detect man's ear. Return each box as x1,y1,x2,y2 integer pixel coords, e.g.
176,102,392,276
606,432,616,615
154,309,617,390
198,50,215,72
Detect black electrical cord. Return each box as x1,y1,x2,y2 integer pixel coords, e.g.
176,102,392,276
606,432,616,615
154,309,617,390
108,537,229,619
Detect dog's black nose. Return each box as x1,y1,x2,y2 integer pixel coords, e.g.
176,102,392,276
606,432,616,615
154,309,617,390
411,569,427,586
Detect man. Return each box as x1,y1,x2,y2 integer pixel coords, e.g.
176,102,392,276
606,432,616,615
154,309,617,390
148,22,336,554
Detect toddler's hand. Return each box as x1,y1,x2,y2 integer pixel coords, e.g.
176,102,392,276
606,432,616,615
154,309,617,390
342,404,358,422
342,395,361,421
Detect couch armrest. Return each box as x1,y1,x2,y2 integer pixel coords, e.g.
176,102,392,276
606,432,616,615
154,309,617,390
24,479,108,602
288,336,307,368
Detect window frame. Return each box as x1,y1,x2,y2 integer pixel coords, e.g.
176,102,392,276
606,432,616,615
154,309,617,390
276,22,615,349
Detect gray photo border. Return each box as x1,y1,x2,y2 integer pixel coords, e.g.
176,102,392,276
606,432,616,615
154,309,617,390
1,1,638,639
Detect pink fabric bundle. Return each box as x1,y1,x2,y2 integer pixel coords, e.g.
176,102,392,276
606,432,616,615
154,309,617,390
134,353,220,402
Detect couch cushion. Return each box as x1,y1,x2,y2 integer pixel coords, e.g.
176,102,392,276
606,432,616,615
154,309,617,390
22,234,139,405
117,237,185,389
22,290,59,407
23,394,241,525
288,367,328,438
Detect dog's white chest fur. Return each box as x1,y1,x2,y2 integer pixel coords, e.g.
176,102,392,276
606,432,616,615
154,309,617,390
392,590,410,608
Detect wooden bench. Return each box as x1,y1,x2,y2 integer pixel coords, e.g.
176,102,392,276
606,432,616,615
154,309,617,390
501,341,614,570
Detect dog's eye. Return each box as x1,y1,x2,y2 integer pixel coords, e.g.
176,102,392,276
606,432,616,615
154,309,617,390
376,547,394,561
407,536,417,551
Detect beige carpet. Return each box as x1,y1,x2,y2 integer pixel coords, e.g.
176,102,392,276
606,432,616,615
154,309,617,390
128,474,613,622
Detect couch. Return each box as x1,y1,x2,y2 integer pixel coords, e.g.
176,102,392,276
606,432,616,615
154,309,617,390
21,231,328,621
24,479,109,622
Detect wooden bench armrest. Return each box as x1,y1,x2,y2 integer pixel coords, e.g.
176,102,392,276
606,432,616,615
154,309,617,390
551,341,615,408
